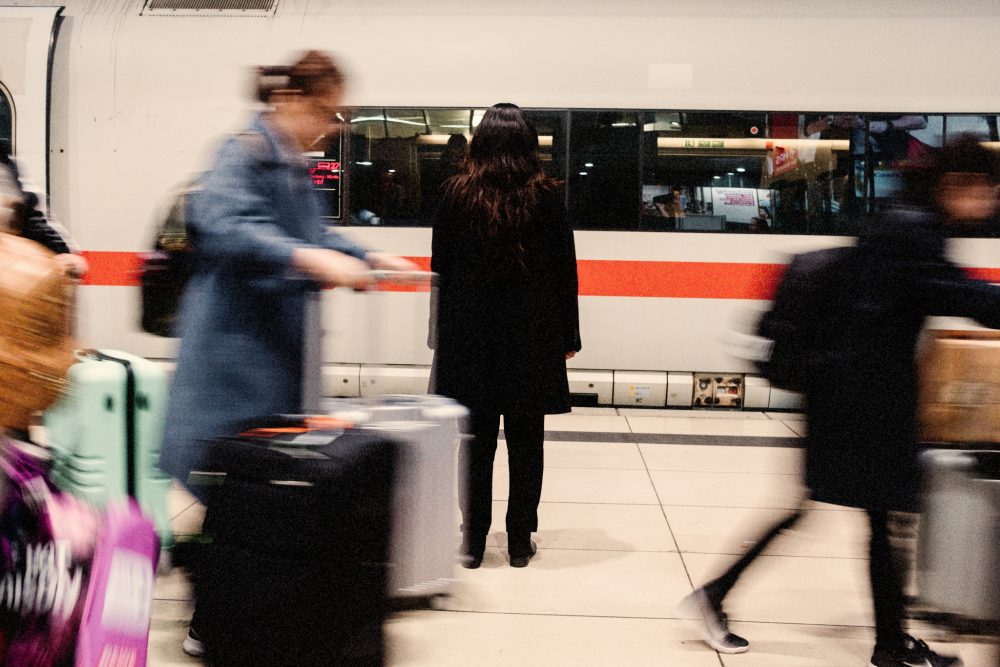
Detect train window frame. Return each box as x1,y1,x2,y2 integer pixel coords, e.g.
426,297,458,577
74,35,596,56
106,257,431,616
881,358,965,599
0,80,14,155
337,107,1000,238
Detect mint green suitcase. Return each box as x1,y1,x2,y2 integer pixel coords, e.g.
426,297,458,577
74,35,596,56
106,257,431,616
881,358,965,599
44,350,173,554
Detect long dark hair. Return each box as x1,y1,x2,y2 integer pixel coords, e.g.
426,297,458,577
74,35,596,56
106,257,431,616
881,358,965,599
444,103,559,270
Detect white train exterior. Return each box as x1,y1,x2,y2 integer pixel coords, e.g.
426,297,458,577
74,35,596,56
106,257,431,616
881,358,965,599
3,0,1000,407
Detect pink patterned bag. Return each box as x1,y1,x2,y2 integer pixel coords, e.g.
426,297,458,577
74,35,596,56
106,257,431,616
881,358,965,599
0,436,158,667
74,500,158,667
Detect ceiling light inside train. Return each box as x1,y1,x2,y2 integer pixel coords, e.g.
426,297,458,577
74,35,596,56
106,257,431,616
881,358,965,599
579,172,588,176
713,175,721,180
585,163,594,168
736,167,746,172
350,115,424,126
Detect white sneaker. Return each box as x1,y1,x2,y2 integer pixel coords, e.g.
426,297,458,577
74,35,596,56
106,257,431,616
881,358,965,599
679,588,750,654
182,627,205,658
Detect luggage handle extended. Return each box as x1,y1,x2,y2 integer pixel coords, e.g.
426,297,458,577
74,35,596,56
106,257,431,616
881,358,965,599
363,271,439,345
365,269,437,288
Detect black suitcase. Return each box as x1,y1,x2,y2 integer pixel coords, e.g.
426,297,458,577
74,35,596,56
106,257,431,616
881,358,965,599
195,417,400,667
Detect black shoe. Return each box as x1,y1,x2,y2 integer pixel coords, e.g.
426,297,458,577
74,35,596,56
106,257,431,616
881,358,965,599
869,635,962,667
461,533,485,569
509,540,537,568
678,588,750,654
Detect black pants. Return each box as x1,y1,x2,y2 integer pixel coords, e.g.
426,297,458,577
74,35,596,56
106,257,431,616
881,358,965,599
703,506,907,651
460,409,545,546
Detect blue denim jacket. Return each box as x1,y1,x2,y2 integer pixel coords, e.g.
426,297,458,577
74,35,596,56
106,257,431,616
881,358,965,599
160,114,366,495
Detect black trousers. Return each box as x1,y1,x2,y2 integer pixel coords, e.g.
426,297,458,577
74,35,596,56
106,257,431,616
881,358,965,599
703,506,907,652
460,408,545,544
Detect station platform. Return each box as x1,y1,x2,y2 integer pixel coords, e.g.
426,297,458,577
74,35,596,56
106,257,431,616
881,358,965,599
148,408,997,666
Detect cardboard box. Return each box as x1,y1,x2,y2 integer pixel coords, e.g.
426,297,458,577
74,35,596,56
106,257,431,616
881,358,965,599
920,330,1000,443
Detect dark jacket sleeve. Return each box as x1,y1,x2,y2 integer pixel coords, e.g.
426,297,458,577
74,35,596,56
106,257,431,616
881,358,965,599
5,165,75,255
430,199,452,282
547,192,581,353
915,257,1000,329
19,208,72,255
428,199,452,350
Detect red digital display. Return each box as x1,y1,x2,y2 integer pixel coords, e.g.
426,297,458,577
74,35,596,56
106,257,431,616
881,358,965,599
307,139,342,218
309,160,342,187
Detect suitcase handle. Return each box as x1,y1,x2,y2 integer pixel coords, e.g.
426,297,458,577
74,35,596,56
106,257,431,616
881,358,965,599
365,270,437,287
76,349,139,498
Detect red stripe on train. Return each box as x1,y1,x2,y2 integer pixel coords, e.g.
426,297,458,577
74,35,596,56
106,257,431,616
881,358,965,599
577,260,785,299
78,251,1000,300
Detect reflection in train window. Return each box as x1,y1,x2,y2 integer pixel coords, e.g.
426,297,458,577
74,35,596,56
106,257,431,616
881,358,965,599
347,108,568,227
569,111,641,230
944,115,1000,143
340,107,1000,237
522,109,567,183
349,108,478,226
0,81,13,155
642,111,770,233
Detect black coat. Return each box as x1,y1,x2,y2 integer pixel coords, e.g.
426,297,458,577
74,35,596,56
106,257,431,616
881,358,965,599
431,187,581,415
788,208,1000,511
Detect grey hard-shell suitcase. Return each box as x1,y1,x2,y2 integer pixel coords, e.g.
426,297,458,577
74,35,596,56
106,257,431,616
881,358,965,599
918,449,1000,621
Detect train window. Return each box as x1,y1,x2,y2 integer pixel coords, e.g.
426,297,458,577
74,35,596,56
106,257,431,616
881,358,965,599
641,111,770,233
942,115,1000,237
569,111,641,230
0,81,13,155
944,115,1000,143
341,108,997,236
760,113,857,233
522,109,567,184
348,108,431,226
346,107,567,227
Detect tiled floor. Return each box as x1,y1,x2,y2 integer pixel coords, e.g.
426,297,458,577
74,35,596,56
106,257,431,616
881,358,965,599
149,408,998,666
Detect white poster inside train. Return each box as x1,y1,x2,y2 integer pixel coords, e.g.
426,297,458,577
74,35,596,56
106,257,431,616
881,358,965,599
710,187,758,224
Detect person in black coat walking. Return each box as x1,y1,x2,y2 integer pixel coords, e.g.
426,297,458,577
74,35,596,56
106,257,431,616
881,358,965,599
681,136,1000,667
431,103,581,569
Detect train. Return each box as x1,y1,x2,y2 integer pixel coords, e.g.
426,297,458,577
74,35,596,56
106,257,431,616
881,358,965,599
3,0,1000,409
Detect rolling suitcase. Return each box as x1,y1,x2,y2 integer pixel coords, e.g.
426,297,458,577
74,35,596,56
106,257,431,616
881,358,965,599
328,270,467,604
917,449,1000,621
196,416,400,667
43,350,173,560
327,394,466,603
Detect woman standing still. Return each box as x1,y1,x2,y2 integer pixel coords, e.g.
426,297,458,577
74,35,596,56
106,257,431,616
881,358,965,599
432,103,581,569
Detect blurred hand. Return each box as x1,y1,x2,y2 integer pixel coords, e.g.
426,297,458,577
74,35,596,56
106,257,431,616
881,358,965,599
54,253,88,278
293,247,370,289
565,351,576,360
365,252,419,273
